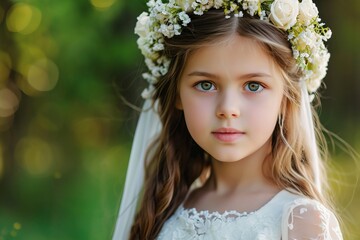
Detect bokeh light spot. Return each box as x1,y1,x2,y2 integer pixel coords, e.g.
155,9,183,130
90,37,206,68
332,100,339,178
16,137,54,176
6,3,42,34
10,230,17,237
27,59,59,92
54,171,62,179
13,222,21,230
0,87,20,117
90,0,116,10
73,118,108,147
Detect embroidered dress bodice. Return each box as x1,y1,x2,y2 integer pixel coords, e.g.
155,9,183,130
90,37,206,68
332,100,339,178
157,189,342,240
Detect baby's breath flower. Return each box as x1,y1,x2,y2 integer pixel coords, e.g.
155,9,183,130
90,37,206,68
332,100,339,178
198,0,209,4
214,0,224,8
141,85,155,99
324,29,332,40
179,11,191,25
176,0,197,11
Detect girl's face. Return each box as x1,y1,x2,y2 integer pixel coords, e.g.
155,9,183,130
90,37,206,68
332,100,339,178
177,35,284,163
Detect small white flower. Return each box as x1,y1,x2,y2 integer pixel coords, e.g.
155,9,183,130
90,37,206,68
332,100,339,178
160,66,169,75
194,8,204,15
292,48,300,59
288,32,294,40
244,0,259,16
176,0,197,11
230,2,237,11
298,0,318,26
296,29,318,51
145,58,156,69
234,11,244,17
144,48,160,60
259,10,267,20
159,24,175,38
141,85,155,99
153,43,165,51
300,52,310,58
174,24,182,35
198,0,209,4
142,72,158,84
151,66,162,77
214,0,224,8
191,1,199,9
179,11,191,25
147,0,156,8
134,12,150,38
324,29,332,40
269,0,299,30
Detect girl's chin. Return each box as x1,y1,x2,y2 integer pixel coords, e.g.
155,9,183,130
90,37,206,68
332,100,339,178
210,155,244,163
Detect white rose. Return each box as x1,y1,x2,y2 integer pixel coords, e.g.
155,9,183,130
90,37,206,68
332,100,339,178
298,0,318,26
176,0,196,11
270,0,299,30
134,12,150,38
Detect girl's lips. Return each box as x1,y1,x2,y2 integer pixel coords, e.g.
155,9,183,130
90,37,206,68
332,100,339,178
211,128,245,142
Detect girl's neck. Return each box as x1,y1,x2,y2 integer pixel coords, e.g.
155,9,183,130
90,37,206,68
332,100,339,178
184,142,280,212
206,141,277,195
183,140,280,213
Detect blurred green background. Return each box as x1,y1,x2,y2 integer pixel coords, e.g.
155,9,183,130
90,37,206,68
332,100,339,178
0,0,359,239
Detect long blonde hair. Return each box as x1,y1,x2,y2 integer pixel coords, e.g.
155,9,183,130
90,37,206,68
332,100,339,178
130,10,331,239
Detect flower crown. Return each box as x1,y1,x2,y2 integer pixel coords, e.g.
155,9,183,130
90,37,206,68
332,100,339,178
135,0,332,99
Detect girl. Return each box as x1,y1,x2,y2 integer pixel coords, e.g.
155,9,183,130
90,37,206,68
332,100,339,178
114,0,342,239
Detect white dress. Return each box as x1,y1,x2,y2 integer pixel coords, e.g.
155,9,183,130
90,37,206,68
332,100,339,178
157,189,342,240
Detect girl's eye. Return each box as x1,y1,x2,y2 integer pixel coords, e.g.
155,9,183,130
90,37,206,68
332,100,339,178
195,81,216,91
245,82,264,93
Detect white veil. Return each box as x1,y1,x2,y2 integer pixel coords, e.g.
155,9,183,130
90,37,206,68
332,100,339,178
300,82,321,191
112,99,161,240
112,82,322,239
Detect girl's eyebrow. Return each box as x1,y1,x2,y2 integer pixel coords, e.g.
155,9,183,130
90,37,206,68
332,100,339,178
187,71,219,79
187,71,273,79
239,72,273,80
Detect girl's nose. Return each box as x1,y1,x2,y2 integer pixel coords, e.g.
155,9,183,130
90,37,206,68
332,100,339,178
216,90,240,119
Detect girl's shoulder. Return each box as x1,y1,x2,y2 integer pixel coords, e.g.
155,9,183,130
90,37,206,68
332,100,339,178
280,190,343,240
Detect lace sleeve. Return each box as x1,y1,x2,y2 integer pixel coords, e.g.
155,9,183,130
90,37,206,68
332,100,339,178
281,198,343,240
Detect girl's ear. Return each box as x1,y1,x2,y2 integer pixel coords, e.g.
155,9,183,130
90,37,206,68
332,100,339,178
175,94,183,110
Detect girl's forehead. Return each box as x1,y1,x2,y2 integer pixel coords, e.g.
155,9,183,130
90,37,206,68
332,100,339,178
184,35,280,76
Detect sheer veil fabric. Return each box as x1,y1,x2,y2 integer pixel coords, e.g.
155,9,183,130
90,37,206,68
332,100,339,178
112,99,161,240
112,83,321,239
300,82,321,191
